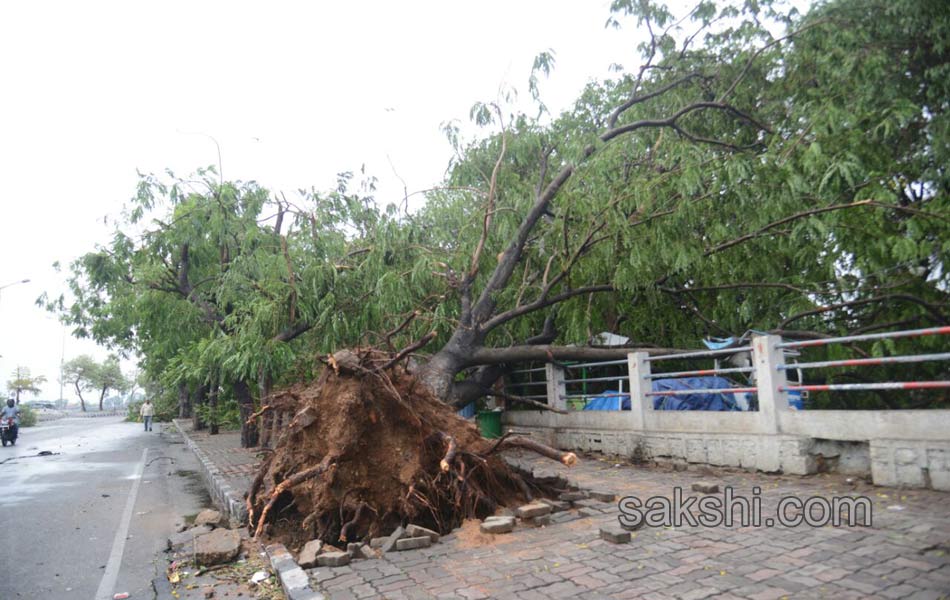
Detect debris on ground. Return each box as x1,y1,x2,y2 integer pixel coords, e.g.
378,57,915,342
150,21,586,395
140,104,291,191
194,508,228,529
161,510,285,599
194,528,242,566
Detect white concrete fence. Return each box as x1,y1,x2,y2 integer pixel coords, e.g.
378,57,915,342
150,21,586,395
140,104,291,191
502,330,950,491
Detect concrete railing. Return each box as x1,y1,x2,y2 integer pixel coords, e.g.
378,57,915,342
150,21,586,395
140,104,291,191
503,331,950,491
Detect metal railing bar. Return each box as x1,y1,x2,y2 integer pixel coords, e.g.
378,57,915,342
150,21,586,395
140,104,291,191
647,346,752,362
645,366,754,379
563,375,628,384
777,326,950,349
646,387,758,396
782,381,950,393
779,353,950,371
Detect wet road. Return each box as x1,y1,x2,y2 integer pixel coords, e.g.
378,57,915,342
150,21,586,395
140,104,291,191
0,416,208,599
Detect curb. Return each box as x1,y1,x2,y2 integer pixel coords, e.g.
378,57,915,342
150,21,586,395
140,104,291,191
171,420,328,599
63,411,122,419
265,543,325,600
172,419,248,524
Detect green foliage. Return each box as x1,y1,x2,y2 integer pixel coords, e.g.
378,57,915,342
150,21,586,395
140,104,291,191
51,0,949,411
18,404,37,428
195,399,242,431
7,366,47,403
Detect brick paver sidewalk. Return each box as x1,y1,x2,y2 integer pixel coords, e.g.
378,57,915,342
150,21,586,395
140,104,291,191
310,453,950,600
179,424,950,599
175,420,262,500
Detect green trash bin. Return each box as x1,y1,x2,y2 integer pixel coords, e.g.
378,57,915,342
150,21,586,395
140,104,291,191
477,410,503,439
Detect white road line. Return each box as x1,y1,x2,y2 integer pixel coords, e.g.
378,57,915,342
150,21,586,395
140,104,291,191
94,447,148,600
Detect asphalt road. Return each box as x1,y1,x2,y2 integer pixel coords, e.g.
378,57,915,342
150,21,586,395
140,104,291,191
0,415,209,599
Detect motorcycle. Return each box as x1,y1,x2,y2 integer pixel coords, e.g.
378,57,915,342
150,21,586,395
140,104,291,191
0,417,16,446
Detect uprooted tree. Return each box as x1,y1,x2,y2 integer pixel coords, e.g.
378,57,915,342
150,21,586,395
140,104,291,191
50,0,948,543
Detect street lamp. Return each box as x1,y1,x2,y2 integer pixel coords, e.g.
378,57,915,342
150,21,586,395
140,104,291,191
0,278,30,292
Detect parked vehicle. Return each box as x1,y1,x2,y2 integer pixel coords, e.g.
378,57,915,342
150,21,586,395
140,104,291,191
0,416,17,446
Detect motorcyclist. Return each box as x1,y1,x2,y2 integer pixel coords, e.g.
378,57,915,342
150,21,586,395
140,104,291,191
1,398,19,441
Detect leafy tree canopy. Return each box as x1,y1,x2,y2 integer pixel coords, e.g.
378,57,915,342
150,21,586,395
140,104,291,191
50,0,950,429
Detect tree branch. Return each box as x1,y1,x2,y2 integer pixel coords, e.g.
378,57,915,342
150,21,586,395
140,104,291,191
704,200,872,257
481,285,614,333
465,344,683,367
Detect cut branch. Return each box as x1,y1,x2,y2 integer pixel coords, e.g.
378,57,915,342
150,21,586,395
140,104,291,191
486,436,577,467
485,390,568,414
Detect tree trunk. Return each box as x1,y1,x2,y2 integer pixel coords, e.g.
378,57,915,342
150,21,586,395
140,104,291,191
193,384,208,430
235,379,258,448
257,371,272,448
178,382,191,419
209,379,219,435
415,330,474,401
99,387,107,411
75,383,86,412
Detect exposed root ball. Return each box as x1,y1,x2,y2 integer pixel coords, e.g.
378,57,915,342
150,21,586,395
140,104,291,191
247,349,574,547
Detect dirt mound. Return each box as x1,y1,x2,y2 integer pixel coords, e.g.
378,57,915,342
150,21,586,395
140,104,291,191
247,349,576,548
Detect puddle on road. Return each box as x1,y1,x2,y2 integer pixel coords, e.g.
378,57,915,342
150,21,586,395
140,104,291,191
176,469,212,506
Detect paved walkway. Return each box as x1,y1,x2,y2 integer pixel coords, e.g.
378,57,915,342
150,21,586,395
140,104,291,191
180,427,950,599
173,420,261,521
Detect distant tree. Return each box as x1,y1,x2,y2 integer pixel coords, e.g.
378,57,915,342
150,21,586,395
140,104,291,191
62,355,99,412
6,366,47,404
90,356,129,411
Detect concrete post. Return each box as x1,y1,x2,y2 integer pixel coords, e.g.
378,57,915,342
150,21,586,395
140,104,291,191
752,334,788,434
545,363,568,412
627,352,653,431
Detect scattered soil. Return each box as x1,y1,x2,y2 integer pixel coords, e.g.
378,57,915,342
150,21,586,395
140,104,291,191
247,349,575,548
454,518,518,549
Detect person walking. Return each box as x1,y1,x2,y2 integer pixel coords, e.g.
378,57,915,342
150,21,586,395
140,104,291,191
139,399,154,431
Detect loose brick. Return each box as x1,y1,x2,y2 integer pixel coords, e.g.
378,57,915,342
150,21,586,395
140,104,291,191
559,491,588,502
369,537,388,549
540,499,571,513
480,516,516,534
515,502,552,519
550,512,581,524
691,481,720,494
297,539,324,568
589,490,617,503
406,524,440,543
380,525,406,554
395,536,432,551
355,544,377,560
317,551,351,567
527,514,551,527
600,526,632,544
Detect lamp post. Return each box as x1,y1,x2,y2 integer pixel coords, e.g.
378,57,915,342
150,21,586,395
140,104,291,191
0,278,30,295
0,278,31,309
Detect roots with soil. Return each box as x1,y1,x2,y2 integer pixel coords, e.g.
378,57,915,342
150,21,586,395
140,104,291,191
246,349,576,547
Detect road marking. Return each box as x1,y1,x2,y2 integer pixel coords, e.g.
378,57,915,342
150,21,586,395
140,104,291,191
95,447,148,600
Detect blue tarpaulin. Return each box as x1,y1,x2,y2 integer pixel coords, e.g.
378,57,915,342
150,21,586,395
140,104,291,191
651,377,741,411
583,377,744,411
581,378,803,411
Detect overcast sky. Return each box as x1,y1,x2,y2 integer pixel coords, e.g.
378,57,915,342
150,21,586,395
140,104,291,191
0,0,670,403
